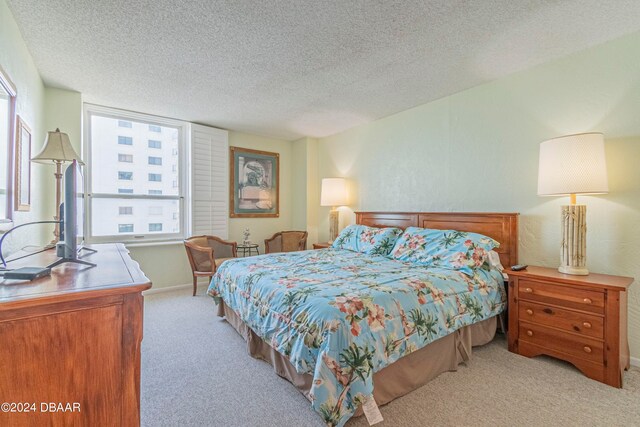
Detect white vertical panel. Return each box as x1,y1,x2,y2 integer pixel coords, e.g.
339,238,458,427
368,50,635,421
190,123,228,238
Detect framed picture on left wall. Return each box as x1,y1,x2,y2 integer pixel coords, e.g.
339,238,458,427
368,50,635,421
14,115,31,211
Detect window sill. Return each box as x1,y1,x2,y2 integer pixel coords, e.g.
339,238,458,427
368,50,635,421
124,240,184,248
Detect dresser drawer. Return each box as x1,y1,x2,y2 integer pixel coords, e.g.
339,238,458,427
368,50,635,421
518,279,604,314
519,321,603,364
518,300,604,339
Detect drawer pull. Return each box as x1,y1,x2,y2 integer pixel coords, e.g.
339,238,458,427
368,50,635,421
583,298,592,304
526,309,533,315
524,287,533,293
583,322,592,329
526,330,533,337
583,346,592,354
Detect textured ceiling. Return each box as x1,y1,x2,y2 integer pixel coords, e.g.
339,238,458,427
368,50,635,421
6,0,640,140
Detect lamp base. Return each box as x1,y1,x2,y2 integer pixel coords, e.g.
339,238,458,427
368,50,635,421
329,207,339,242
558,265,589,276
559,204,588,276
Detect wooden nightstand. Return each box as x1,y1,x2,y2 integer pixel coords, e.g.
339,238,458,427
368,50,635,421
507,266,633,388
313,242,331,249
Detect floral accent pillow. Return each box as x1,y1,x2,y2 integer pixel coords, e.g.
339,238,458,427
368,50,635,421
331,225,403,255
389,227,499,276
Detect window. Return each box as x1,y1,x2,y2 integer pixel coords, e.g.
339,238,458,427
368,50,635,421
148,156,162,166
149,206,163,215
148,140,161,149
172,164,177,172
149,223,163,232
86,104,186,242
172,148,178,155
118,136,133,145
118,171,133,180
118,224,134,233
118,154,133,163
118,120,132,128
173,180,178,188
0,68,16,222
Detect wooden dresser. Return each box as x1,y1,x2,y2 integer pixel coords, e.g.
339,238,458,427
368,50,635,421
0,243,151,426
507,266,633,387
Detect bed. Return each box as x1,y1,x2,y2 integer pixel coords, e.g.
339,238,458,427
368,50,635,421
207,212,518,426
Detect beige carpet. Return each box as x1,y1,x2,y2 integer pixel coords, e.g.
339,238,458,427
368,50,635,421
141,289,640,426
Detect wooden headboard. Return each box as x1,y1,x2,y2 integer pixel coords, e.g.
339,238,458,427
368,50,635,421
356,212,519,267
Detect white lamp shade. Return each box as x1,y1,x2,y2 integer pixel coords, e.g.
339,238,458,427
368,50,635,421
321,178,350,206
32,129,84,164
537,132,608,196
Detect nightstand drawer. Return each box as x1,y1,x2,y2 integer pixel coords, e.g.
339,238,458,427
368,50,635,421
518,279,604,314
518,301,604,339
519,321,603,364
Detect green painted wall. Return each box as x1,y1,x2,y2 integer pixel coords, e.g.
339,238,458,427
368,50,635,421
316,31,640,359
0,1,48,253
291,137,319,248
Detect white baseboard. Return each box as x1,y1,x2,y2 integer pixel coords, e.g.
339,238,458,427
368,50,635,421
143,282,209,295
631,356,640,368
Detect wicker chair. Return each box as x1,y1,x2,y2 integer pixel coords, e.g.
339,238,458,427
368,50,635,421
184,235,237,296
264,231,308,254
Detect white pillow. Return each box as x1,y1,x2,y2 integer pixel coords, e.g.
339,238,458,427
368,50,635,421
487,250,504,271
487,250,510,280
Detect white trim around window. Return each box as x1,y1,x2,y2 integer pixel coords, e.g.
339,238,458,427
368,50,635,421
83,104,190,244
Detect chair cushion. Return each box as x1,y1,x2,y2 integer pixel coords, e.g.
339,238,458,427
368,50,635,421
215,258,233,268
282,234,304,252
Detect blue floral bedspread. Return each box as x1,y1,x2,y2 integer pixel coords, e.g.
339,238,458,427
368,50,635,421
207,248,505,426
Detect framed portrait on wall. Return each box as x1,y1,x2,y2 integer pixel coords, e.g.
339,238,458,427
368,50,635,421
229,146,279,218
14,115,31,212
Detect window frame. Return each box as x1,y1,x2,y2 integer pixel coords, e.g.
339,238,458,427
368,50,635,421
148,156,162,165
0,66,17,224
118,171,133,180
118,224,134,233
148,223,163,232
118,135,133,145
84,103,189,244
118,153,133,163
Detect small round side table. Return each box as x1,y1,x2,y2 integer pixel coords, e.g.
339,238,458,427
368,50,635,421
237,243,260,257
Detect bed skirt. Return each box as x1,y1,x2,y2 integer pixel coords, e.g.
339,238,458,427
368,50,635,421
217,301,497,416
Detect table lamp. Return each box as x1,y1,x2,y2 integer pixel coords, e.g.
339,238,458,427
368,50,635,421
321,178,350,243
32,128,83,246
537,132,609,275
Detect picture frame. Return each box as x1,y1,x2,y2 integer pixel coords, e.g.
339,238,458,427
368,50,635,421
229,146,279,218
14,115,31,212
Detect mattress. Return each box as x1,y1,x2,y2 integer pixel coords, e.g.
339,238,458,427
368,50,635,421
207,248,506,426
